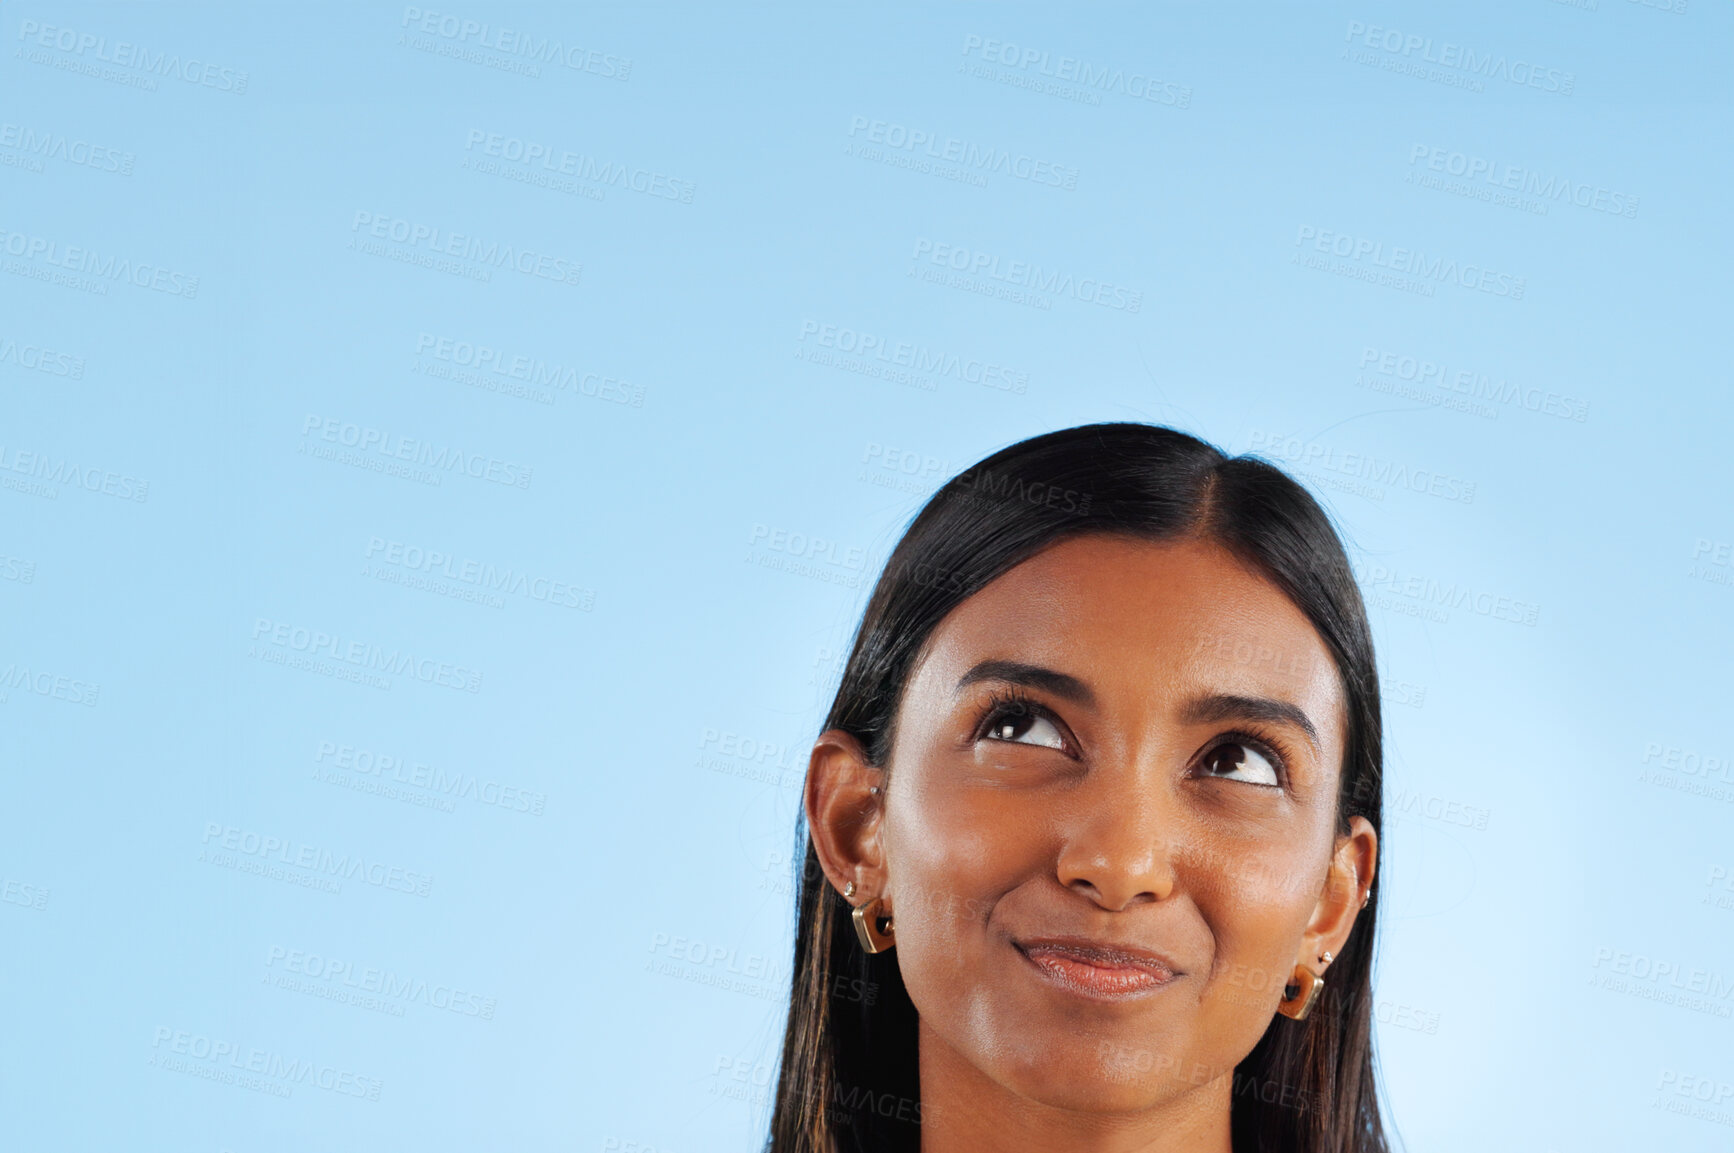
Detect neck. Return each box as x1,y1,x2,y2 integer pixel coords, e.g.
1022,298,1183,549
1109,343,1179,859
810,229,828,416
914,1020,1234,1153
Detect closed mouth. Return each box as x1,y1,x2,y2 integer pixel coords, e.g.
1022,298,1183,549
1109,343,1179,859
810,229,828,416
1013,937,1181,1000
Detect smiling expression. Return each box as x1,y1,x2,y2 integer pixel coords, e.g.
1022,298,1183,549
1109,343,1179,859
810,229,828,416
868,533,1364,1111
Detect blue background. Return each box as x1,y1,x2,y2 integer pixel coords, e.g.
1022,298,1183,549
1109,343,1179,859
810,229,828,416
3,2,1732,1150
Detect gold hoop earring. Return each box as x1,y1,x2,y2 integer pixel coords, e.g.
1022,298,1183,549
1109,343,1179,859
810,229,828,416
851,897,895,955
1276,963,1324,1020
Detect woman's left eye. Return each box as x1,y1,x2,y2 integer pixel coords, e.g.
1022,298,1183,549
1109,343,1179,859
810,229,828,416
1199,740,1281,787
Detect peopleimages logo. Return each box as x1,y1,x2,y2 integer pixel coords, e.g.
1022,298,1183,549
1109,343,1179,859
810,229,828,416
951,462,1092,516
1641,742,1732,785
2,875,50,910
364,537,594,611
798,321,1029,393
1590,947,1734,1016
1247,429,1476,504
0,552,38,584
464,129,694,202
1356,562,1540,627
266,946,499,1019
399,7,631,79
0,334,85,379
910,238,1143,312
1294,226,1525,299
847,116,1079,189
200,823,435,897
746,524,869,589
315,739,549,815
414,332,643,407
1343,21,1575,95
959,34,1192,108
1405,145,1638,219
0,661,100,706
349,211,581,286
0,443,149,502
0,122,134,175
299,414,533,490
249,617,484,693
149,1027,382,1100
16,19,249,93
0,225,200,297
1356,347,1589,424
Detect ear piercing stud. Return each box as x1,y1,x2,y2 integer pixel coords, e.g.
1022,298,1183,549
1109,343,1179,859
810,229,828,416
843,881,856,899
1319,951,1334,966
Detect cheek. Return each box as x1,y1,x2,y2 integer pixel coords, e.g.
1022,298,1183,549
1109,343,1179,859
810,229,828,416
880,777,1047,1014
884,750,1050,915
882,792,1002,958
1188,842,1325,1014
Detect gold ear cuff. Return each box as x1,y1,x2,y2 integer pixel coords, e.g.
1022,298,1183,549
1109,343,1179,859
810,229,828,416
851,897,895,954
1276,963,1325,1020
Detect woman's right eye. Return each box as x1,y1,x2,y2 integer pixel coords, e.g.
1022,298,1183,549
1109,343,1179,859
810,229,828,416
981,707,1067,750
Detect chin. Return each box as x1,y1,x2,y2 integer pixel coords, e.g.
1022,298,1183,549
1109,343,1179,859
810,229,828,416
979,1020,1194,1114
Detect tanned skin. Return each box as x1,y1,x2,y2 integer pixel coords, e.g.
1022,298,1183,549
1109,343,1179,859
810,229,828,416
806,536,1376,1153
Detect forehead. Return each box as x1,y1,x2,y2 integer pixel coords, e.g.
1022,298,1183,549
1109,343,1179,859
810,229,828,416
916,534,1346,727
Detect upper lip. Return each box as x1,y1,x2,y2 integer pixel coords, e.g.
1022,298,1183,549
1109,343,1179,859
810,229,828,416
1013,935,1182,978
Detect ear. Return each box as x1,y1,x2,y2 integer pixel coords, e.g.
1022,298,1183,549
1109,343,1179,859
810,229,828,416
804,729,889,903
1297,815,1377,971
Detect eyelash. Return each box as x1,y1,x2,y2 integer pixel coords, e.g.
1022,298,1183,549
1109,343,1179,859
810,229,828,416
1202,727,1293,790
971,691,1295,788
973,688,1071,752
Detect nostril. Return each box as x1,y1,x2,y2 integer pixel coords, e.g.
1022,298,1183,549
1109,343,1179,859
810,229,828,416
1065,871,1170,910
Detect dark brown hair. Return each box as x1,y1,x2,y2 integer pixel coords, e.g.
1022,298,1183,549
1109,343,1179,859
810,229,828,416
767,423,1389,1153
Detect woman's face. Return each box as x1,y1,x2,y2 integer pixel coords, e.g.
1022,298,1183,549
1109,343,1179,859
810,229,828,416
840,534,1374,1113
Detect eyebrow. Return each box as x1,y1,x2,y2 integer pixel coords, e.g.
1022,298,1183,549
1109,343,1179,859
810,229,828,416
955,662,1321,756
1182,693,1321,757
955,660,1096,706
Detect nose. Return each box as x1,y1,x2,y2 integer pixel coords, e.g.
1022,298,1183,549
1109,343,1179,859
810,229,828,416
1055,785,1178,910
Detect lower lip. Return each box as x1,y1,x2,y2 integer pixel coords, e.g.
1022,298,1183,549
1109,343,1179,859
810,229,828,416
1016,945,1177,1000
